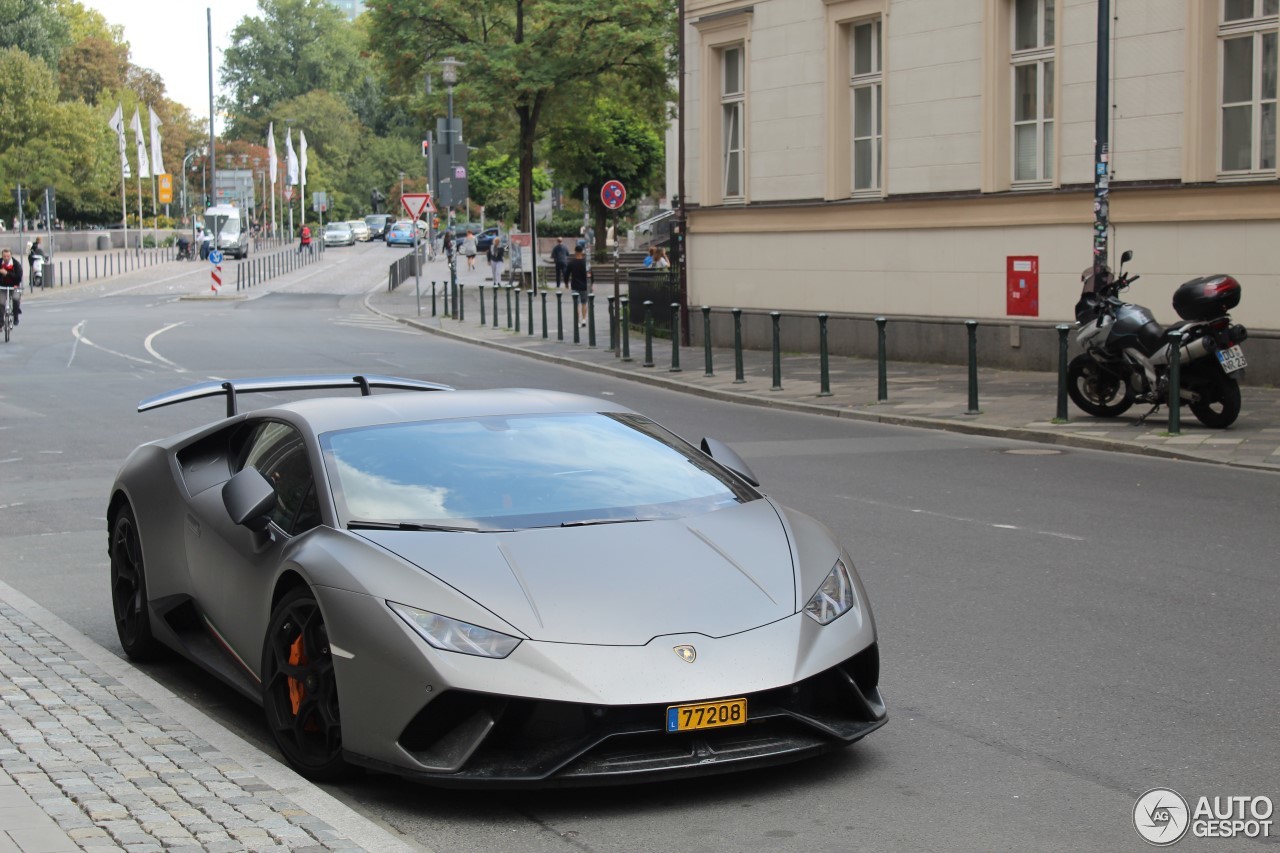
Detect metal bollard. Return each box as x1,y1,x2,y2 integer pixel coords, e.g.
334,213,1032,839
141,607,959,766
702,306,713,376
642,301,655,367
876,317,888,402
620,298,631,361
1167,329,1182,435
818,314,832,397
431,281,437,317
572,293,581,344
527,290,534,335
492,284,499,328
588,293,597,347
541,292,548,338
556,292,564,341
608,296,617,352
670,303,682,372
732,308,745,383
1055,324,1070,421
514,285,521,330
770,312,783,391
458,284,464,322
506,285,514,329
965,320,980,414
479,282,486,325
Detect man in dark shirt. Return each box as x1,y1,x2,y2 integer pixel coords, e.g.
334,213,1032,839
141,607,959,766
550,237,569,288
565,245,591,326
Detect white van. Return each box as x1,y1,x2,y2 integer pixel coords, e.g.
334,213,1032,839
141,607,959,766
203,205,250,259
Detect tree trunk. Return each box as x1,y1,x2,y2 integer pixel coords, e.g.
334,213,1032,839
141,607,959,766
518,108,535,232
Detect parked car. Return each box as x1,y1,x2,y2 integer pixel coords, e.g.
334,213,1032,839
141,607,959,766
475,227,502,253
386,220,416,248
365,214,393,240
348,220,372,242
323,221,355,247
108,375,886,784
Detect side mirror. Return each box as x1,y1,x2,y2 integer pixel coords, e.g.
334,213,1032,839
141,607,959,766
1121,250,1133,264
700,437,760,487
222,467,277,532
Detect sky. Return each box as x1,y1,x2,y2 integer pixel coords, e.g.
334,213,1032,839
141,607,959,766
82,0,262,119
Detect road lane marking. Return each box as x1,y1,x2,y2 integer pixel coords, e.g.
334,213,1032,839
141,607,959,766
836,494,1085,541
70,320,154,366
144,322,187,371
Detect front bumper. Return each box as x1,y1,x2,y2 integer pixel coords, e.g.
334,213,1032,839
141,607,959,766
319,587,884,787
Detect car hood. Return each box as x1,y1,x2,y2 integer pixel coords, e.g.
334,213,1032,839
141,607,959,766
356,499,798,645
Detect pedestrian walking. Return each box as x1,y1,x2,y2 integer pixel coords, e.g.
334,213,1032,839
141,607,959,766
298,223,313,254
550,237,569,288
462,230,477,271
487,238,505,283
566,244,591,326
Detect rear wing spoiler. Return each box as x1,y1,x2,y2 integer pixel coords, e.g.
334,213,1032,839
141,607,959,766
138,375,454,416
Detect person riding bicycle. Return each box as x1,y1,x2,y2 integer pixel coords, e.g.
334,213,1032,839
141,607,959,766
0,248,23,325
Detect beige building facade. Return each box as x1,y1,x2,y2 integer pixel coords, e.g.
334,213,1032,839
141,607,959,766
683,0,1279,373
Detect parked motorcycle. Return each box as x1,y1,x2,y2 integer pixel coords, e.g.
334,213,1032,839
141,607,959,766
1068,251,1248,428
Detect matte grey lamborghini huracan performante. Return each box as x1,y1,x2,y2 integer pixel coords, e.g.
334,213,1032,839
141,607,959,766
108,376,886,786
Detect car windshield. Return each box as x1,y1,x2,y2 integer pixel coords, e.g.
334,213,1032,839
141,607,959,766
365,216,387,227
321,412,758,530
327,223,351,232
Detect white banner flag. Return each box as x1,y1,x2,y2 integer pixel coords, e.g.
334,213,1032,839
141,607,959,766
285,128,298,186
108,103,130,178
130,109,150,179
299,130,308,187
267,122,277,183
148,106,165,176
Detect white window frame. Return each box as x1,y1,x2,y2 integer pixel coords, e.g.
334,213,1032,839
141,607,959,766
1218,0,1278,176
1010,0,1055,186
849,18,883,195
721,45,746,201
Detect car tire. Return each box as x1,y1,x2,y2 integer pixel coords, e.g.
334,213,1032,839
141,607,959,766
109,504,166,661
261,586,357,782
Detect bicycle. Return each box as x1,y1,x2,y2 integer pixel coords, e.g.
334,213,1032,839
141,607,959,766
2,285,15,342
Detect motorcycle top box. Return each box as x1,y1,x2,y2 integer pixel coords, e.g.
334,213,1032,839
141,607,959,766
1173,275,1241,321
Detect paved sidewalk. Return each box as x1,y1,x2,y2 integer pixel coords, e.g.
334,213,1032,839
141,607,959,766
0,581,421,853
370,260,1280,473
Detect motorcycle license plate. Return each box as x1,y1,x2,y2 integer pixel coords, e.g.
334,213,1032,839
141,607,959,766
1217,345,1247,374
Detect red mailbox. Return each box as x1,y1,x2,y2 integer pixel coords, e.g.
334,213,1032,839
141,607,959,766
1006,255,1039,317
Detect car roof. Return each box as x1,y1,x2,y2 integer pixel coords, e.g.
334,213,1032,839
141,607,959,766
265,388,633,435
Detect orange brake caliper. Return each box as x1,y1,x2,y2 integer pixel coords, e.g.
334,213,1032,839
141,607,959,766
287,634,307,715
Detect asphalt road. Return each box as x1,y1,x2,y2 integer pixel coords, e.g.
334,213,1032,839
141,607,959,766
1,243,1276,852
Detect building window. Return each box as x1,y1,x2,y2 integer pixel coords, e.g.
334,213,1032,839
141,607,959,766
1011,0,1054,183
1219,0,1278,174
850,19,883,193
721,46,745,199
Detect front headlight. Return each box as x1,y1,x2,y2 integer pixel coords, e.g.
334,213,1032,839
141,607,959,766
803,559,858,625
388,602,522,658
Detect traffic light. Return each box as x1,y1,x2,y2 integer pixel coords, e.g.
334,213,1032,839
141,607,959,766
422,138,431,158
11,187,27,208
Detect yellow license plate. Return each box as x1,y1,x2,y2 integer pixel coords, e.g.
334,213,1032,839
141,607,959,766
666,698,748,732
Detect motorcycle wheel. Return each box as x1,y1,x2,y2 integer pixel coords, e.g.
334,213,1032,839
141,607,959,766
1067,354,1134,418
1189,373,1241,429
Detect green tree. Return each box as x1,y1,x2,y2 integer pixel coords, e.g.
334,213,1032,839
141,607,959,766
546,97,664,252
368,0,672,230
0,0,71,68
58,35,128,104
468,153,549,223
220,0,363,138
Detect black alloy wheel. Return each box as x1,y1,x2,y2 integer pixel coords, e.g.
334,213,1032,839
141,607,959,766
1189,374,1242,429
261,587,355,782
1066,354,1134,418
109,505,164,660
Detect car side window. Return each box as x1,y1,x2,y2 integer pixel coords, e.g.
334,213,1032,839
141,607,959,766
239,421,322,535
